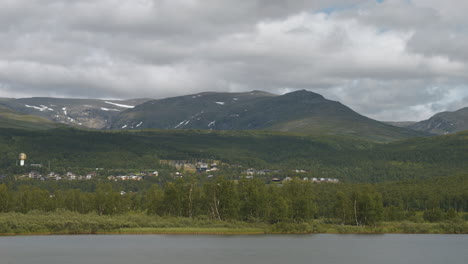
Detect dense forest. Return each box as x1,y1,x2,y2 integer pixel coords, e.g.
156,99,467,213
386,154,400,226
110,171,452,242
0,128,467,182
0,127,466,234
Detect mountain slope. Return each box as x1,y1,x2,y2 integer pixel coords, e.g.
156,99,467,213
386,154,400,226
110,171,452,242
0,98,152,129
111,90,426,142
408,107,468,135
0,106,59,130
384,121,417,128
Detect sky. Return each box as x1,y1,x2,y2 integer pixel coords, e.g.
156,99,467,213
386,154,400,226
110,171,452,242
1,0,468,121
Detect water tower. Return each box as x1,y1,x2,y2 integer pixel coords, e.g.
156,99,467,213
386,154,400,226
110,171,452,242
19,153,27,166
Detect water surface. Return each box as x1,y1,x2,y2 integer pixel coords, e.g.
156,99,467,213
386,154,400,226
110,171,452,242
0,234,466,264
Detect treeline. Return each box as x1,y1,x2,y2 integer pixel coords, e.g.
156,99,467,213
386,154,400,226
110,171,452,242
1,176,466,225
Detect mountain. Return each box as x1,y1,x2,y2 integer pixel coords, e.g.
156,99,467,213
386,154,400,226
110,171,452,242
408,107,468,135
0,97,152,129
111,90,426,142
0,91,430,141
0,105,59,130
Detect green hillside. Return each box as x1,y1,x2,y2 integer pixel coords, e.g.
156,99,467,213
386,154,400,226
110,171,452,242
0,128,466,183
0,106,59,130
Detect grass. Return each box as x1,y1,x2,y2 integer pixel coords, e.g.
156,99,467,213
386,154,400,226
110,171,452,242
0,211,466,236
0,106,58,130
116,227,266,235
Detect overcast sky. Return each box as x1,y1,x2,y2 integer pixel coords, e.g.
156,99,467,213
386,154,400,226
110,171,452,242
1,0,468,121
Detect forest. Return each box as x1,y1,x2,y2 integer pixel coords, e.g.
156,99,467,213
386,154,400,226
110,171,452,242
0,127,467,182
0,175,466,234
0,127,466,234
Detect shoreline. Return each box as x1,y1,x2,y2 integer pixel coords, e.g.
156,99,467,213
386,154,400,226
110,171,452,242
1,228,466,236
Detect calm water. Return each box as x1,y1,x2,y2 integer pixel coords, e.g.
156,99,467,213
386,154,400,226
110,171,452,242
0,234,466,264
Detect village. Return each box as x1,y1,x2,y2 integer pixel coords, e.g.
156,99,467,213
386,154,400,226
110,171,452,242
11,154,339,184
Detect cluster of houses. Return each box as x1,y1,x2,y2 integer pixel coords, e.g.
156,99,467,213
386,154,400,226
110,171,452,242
108,175,142,181
195,162,219,173
160,160,220,173
245,168,310,176
25,170,161,181
305,177,339,183
27,171,96,181
269,177,339,183
108,171,159,181
245,168,281,176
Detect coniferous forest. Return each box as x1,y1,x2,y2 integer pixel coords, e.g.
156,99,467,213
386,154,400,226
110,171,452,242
0,128,467,234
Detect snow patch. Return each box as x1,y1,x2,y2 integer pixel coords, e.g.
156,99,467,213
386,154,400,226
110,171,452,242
122,125,128,129
136,121,143,128
175,120,191,128
175,120,187,128
104,101,134,108
25,105,53,111
208,121,216,127
215,102,225,105
233,98,238,101
62,107,67,115
101,107,120,112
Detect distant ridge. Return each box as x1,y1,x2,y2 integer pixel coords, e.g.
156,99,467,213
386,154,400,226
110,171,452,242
0,106,59,130
0,97,152,129
111,90,426,142
408,107,468,135
0,90,429,141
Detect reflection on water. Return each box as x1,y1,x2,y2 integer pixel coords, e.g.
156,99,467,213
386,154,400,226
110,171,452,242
0,234,466,264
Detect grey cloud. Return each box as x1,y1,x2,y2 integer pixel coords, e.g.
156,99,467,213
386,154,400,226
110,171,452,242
1,0,468,121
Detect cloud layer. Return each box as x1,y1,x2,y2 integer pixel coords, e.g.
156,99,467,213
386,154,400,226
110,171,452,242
1,0,468,121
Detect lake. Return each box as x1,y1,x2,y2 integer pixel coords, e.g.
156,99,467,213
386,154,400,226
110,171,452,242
0,234,466,264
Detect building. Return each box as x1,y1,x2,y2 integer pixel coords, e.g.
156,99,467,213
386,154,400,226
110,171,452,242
28,171,42,180
196,163,209,172
246,168,257,176
66,172,77,180
48,172,62,181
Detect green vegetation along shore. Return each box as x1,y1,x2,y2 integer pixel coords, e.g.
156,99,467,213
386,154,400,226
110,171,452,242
0,176,466,235
0,211,466,236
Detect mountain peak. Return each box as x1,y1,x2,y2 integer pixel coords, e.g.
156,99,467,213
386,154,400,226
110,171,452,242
284,90,324,99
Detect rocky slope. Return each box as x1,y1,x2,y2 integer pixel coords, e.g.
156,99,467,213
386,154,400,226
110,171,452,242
0,98,151,129
408,107,468,135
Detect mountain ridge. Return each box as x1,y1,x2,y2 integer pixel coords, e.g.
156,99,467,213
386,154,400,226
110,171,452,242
0,90,429,142
407,107,468,135
0,97,152,129
111,90,426,142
